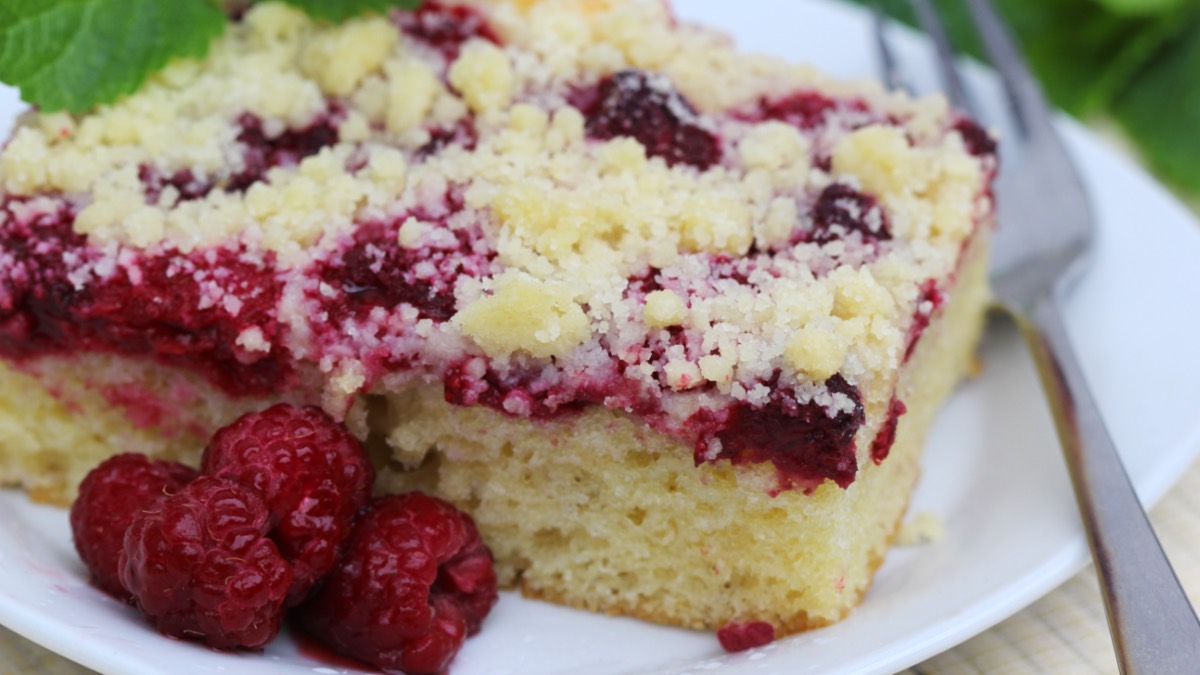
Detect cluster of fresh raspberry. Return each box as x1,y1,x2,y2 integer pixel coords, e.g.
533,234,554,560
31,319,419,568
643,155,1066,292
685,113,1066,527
69,404,497,674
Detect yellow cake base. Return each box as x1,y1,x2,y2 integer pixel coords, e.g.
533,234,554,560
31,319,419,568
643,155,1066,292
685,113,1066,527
373,230,989,633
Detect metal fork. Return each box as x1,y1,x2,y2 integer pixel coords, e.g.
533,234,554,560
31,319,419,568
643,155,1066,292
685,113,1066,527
874,1,1200,672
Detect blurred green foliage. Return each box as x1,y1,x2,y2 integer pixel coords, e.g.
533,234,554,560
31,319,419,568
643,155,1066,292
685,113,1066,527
865,0,1200,193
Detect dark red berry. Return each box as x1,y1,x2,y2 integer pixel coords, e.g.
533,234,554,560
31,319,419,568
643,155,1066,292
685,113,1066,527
119,476,293,649
717,620,776,652
579,69,721,169
952,118,997,157
138,165,213,203
318,221,462,324
705,374,865,493
70,454,198,599
742,89,874,131
298,493,498,675
417,118,479,158
226,111,341,192
810,183,891,244
201,403,373,606
752,91,844,129
397,0,500,61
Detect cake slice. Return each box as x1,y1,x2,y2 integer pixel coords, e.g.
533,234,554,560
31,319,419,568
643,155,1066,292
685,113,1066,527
0,0,995,636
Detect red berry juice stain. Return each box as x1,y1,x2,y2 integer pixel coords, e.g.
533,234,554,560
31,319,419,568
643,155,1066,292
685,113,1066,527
291,627,382,674
869,396,907,464
903,280,944,362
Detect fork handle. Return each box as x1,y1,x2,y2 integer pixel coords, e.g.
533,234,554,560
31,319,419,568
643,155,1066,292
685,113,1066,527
1016,289,1200,674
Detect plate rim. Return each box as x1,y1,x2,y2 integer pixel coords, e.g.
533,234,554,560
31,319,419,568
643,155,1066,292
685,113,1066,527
2,1,1200,673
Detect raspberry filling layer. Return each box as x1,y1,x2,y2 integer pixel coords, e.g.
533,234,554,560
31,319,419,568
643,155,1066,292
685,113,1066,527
0,198,289,397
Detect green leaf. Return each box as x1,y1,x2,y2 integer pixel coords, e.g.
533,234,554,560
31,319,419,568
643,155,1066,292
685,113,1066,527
1113,19,1200,191
275,0,421,22
870,0,1185,118
0,0,226,113
1091,0,1197,16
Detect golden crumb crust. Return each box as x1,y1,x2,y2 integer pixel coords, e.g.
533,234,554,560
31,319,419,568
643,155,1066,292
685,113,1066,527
0,0,990,423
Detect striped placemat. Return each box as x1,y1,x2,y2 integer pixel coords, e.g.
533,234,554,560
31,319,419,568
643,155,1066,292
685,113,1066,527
4,457,1198,675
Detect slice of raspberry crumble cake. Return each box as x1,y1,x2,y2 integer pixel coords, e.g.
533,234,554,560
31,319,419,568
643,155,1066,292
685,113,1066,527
0,0,995,637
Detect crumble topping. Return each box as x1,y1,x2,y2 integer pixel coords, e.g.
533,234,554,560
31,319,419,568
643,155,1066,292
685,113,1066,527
0,0,996,490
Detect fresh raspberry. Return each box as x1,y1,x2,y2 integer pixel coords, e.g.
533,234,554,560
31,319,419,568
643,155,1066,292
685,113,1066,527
201,403,373,606
69,453,198,599
119,476,293,649
717,620,776,652
578,69,721,170
297,493,498,675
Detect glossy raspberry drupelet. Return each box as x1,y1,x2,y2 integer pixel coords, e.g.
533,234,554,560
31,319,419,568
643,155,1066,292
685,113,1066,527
298,493,498,675
69,453,198,599
201,403,374,606
119,476,293,649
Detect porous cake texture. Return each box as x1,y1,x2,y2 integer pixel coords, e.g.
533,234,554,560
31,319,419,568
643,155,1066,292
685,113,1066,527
0,0,995,635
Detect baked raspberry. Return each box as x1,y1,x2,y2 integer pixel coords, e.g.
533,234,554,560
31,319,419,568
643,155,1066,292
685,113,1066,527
953,118,997,157
810,183,891,244
138,165,213,203
578,69,721,169
708,374,865,492
316,220,467,324
201,403,373,606
70,454,198,599
119,476,293,649
717,620,775,652
396,0,500,61
226,111,342,192
747,90,869,130
297,493,498,675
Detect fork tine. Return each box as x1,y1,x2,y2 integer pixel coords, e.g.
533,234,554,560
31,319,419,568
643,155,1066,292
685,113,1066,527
871,2,911,93
908,0,976,115
962,0,1053,139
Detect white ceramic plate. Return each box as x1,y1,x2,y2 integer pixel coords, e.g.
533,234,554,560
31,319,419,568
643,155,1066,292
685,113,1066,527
4,1,1200,673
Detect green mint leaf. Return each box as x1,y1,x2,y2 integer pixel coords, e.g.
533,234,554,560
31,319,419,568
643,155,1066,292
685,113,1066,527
867,0,1183,117
0,0,226,114
1113,19,1200,192
274,0,421,22
1001,1,1187,117
1091,0,1197,15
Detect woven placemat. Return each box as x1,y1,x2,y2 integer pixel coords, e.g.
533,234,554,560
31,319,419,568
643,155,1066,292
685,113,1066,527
4,457,1198,675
